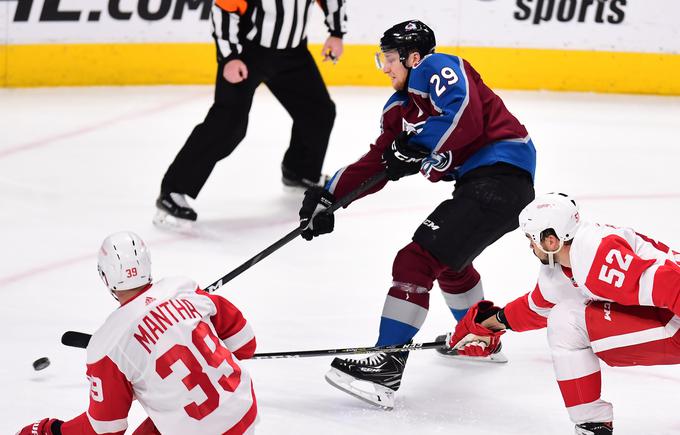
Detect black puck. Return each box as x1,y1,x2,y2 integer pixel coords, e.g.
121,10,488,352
33,357,51,371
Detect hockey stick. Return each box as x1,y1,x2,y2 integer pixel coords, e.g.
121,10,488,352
249,340,445,359
204,171,386,292
61,172,387,350
61,330,445,357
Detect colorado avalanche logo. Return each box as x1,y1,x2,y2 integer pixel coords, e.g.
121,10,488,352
405,22,417,31
420,151,453,179
402,118,426,134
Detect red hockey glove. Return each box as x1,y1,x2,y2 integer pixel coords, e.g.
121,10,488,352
17,418,62,435
447,300,505,357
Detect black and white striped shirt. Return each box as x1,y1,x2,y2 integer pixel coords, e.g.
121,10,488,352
211,0,347,61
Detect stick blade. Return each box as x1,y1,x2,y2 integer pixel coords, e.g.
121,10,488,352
61,331,91,349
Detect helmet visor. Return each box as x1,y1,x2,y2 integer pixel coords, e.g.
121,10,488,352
374,49,400,69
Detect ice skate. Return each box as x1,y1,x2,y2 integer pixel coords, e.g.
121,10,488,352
281,165,331,192
575,422,613,435
153,192,197,232
434,334,508,363
324,350,409,410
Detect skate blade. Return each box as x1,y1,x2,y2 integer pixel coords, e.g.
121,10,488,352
153,209,195,234
435,349,509,364
324,368,395,410
434,334,508,363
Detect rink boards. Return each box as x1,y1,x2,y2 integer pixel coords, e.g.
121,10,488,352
1,0,679,93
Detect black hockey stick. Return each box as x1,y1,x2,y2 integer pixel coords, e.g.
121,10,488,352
204,171,386,292
61,173,386,349
249,340,446,359
61,330,445,358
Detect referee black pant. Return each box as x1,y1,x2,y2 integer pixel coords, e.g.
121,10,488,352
161,41,336,198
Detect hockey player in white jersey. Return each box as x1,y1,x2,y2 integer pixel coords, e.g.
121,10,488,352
17,231,257,435
445,193,680,434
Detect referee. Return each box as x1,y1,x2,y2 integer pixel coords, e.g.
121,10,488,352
155,0,347,226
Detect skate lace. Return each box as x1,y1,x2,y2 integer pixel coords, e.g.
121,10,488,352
169,192,191,208
345,352,386,365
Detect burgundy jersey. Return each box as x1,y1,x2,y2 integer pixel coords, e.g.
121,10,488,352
326,53,535,199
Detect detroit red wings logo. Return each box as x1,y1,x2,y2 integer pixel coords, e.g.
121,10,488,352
145,297,156,305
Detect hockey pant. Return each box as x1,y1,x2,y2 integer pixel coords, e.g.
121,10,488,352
547,299,680,424
376,164,534,346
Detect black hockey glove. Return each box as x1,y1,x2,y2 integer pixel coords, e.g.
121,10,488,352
382,131,431,181
299,186,336,241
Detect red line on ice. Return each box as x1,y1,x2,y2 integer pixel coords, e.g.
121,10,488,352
1,193,678,286
0,91,208,159
0,235,193,287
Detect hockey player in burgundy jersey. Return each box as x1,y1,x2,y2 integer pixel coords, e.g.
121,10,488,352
446,193,680,434
17,232,257,435
298,20,536,408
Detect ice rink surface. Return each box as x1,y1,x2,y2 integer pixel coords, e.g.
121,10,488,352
1,84,680,434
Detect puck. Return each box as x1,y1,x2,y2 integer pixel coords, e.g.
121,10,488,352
33,357,50,371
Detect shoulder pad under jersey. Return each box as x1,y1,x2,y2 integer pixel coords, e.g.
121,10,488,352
382,91,408,114
408,53,463,92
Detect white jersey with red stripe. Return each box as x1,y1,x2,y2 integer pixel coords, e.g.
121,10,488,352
60,277,257,435
505,222,680,331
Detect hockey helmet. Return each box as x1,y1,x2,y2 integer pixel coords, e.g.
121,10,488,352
376,20,436,68
520,193,580,244
97,231,152,294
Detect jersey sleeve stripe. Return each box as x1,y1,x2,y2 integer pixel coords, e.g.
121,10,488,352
528,295,552,318
638,261,663,306
382,100,404,115
326,166,347,194
86,412,127,434
433,56,470,153
222,321,255,352
212,5,241,60
528,286,555,317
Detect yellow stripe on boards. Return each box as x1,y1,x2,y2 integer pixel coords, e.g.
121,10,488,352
2,43,680,95
4,43,216,87
0,46,7,85
455,46,680,95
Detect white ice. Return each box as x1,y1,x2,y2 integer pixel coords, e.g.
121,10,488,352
1,85,679,435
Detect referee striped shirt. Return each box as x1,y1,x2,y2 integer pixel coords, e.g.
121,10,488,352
211,0,347,61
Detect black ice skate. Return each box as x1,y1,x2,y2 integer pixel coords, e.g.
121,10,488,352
575,422,613,435
281,165,330,191
434,334,508,363
324,350,409,410
153,192,197,231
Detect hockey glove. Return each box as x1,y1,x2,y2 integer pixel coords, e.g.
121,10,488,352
299,186,336,241
446,300,505,357
17,418,63,435
382,131,431,181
